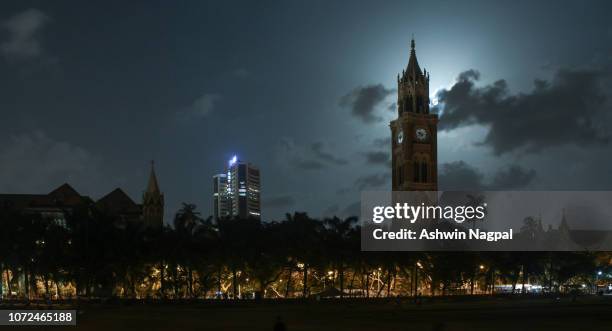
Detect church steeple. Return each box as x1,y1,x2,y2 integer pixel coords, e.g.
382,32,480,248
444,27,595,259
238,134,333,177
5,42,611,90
559,208,570,234
142,161,164,228
146,161,160,194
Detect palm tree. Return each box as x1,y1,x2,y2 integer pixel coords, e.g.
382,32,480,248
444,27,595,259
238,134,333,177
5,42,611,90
246,221,285,298
216,217,251,299
16,212,44,300
2,198,609,301
191,216,218,298
112,221,147,298
64,204,118,298
174,203,201,233
0,208,14,299
172,203,204,298
323,216,358,298
35,220,71,300
281,212,324,298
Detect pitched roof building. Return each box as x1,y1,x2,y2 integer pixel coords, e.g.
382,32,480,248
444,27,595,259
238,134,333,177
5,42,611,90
0,163,164,228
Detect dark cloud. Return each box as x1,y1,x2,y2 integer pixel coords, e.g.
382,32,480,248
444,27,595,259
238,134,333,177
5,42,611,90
264,195,295,208
363,150,390,166
435,68,611,155
438,161,484,191
1,9,50,60
489,165,536,190
177,93,221,119
293,159,326,170
340,84,394,123
1,2,610,223
354,173,391,190
311,142,348,165
457,69,480,81
276,138,346,170
0,131,104,194
336,172,390,196
342,201,360,218
323,204,339,216
373,137,391,148
438,160,536,190
232,68,249,77
336,187,350,195
190,93,221,117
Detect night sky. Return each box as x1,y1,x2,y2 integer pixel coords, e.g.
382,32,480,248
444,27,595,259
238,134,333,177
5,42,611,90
1,1,612,223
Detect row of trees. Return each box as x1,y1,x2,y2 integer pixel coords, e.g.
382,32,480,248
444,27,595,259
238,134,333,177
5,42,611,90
0,203,610,300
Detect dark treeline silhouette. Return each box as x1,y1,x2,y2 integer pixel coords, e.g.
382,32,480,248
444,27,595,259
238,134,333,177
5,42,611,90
0,203,609,301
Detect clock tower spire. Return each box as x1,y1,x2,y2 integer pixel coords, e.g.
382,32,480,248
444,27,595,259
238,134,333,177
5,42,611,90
390,38,438,191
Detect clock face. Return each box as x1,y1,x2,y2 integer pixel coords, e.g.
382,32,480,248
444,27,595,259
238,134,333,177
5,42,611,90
397,130,404,144
415,128,428,141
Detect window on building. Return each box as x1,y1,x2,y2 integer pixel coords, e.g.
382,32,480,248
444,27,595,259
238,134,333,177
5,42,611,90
421,162,428,183
398,165,403,185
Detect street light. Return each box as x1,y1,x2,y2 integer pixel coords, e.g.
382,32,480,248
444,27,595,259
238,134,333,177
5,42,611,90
595,271,603,294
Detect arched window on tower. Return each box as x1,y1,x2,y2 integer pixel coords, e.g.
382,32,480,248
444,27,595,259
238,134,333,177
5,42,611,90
421,162,428,183
397,165,403,186
413,161,420,182
416,95,423,113
405,95,412,113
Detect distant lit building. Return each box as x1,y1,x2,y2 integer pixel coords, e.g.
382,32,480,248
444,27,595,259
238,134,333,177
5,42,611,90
213,155,261,220
212,173,230,219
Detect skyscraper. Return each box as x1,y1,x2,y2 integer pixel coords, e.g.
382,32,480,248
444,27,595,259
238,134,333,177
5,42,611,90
212,173,229,219
212,156,261,220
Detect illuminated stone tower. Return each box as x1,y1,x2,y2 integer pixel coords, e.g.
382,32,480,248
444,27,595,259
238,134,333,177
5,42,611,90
390,38,438,191
142,161,164,228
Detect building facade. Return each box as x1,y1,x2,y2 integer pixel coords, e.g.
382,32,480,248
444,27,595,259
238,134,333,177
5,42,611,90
212,173,230,219
0,163,164,228
0,183,92,228
213,156,261,220
390,38,438,191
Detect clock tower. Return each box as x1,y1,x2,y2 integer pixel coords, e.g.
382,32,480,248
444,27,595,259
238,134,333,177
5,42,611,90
390,38,438,191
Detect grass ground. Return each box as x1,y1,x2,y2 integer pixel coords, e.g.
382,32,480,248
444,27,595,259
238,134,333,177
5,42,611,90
2,296,612,330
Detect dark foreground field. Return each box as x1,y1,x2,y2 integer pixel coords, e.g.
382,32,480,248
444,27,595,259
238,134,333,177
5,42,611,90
2,296,612,331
